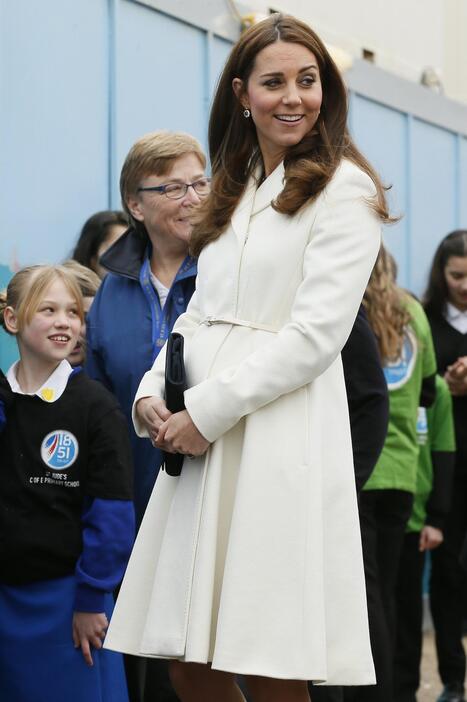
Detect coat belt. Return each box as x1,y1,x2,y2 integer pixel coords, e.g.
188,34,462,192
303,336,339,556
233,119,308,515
201,315,279,333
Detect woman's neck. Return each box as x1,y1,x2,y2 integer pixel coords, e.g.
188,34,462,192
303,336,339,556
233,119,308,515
258,141,285,178
15,352,61,394
149,239,187,289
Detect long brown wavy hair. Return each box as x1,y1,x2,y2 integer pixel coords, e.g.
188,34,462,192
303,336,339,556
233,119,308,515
191,13,392,257
363,246,411,363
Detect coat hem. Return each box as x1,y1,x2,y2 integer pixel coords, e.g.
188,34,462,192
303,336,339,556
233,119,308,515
105,640,375,685
210,657,376,684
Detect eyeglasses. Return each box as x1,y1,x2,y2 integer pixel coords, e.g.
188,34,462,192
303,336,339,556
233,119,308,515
137,177,211,200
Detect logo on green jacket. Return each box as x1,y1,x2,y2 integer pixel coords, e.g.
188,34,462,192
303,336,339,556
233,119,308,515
383,327,418,390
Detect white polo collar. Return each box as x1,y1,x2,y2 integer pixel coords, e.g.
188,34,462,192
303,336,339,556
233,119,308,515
446,302,467,320
6,359,74,403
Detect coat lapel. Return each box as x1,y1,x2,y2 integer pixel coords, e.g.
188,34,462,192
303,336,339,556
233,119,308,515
251,161,285,216
230,161,285,243
230,175,258,245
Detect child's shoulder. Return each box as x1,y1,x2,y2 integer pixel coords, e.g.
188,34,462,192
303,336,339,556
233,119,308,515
0,371,14,432
0,370,15,407
67,370,121,414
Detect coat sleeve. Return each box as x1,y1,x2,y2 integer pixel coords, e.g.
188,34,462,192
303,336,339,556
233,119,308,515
74,497,135,612
342,306,389,492
85,282,115,392
184,166,382,443
132,288,202,436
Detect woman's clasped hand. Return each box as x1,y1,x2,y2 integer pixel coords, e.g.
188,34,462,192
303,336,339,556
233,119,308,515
137,396,210,456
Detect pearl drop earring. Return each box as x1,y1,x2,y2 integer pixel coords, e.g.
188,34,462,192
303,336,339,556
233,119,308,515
243,108,251,118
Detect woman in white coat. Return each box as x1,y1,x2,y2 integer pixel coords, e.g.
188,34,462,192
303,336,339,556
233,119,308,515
105,14,391,702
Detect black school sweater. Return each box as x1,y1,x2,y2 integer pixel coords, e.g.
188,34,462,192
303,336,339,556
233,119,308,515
0,370,133,584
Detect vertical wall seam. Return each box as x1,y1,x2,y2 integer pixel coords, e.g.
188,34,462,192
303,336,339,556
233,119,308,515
108,0,118,208
455,133,461,228
204,31,213,161
405,113,413,290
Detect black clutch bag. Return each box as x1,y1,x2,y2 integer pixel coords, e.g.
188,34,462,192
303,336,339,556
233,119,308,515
163,332,187,477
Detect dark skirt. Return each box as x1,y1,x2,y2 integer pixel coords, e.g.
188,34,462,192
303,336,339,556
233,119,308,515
0,575,129,702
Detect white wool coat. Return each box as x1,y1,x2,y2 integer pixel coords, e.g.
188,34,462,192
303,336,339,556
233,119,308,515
105,159,381,684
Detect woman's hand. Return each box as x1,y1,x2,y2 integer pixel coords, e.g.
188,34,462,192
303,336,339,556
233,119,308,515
72,611,108,666
156,409,210,457
419,526,443,552
135,396,172,444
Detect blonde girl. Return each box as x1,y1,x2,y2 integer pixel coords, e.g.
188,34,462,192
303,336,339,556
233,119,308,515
0,265,134,702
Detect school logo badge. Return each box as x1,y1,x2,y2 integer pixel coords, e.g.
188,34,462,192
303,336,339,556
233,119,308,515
383,327,418,390
40,430,79,469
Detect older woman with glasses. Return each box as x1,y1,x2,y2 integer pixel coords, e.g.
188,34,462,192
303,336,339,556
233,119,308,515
85,130,208,701
87,130,208,527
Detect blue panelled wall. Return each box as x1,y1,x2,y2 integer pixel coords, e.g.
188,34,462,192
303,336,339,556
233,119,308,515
1,0,467,369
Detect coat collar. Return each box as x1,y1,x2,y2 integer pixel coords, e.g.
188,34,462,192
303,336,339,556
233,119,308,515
100,226,147,280
231,161,285,243
100,226,196,282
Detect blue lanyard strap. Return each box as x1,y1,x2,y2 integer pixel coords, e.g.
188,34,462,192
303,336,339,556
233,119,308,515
140,254,195,362
140,258,166,362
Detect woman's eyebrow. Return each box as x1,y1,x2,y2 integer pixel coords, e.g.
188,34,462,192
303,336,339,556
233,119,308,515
259,64,318,78
161,173,206,184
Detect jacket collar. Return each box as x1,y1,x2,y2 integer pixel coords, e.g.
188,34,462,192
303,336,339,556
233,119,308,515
100,226,147,280
231,161,285,244
100,226,197,281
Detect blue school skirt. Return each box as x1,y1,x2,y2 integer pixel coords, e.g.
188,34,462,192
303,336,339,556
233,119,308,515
0,575,129,702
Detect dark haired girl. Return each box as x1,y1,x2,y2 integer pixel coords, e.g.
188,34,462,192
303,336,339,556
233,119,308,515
424,230,467,702
72,210,128,278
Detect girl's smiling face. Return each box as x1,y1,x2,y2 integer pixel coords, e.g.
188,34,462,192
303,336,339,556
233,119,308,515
233,40,322,175
18,278,82,364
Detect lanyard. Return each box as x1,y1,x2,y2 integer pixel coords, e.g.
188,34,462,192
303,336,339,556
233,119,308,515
140,255,195,363
140,257,167,363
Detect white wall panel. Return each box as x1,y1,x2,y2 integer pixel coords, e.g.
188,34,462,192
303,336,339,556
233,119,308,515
350,95,409,287
410,120,457,295
0,0,109,267
115,1,207,201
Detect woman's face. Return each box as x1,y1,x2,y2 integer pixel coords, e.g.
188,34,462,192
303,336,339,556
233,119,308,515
444,255,467,311
233,40,322,175
127,153,207,249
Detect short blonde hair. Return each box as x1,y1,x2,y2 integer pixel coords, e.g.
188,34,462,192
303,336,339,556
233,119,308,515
120,130,206,227
0,265,84,335
62,260,101,298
